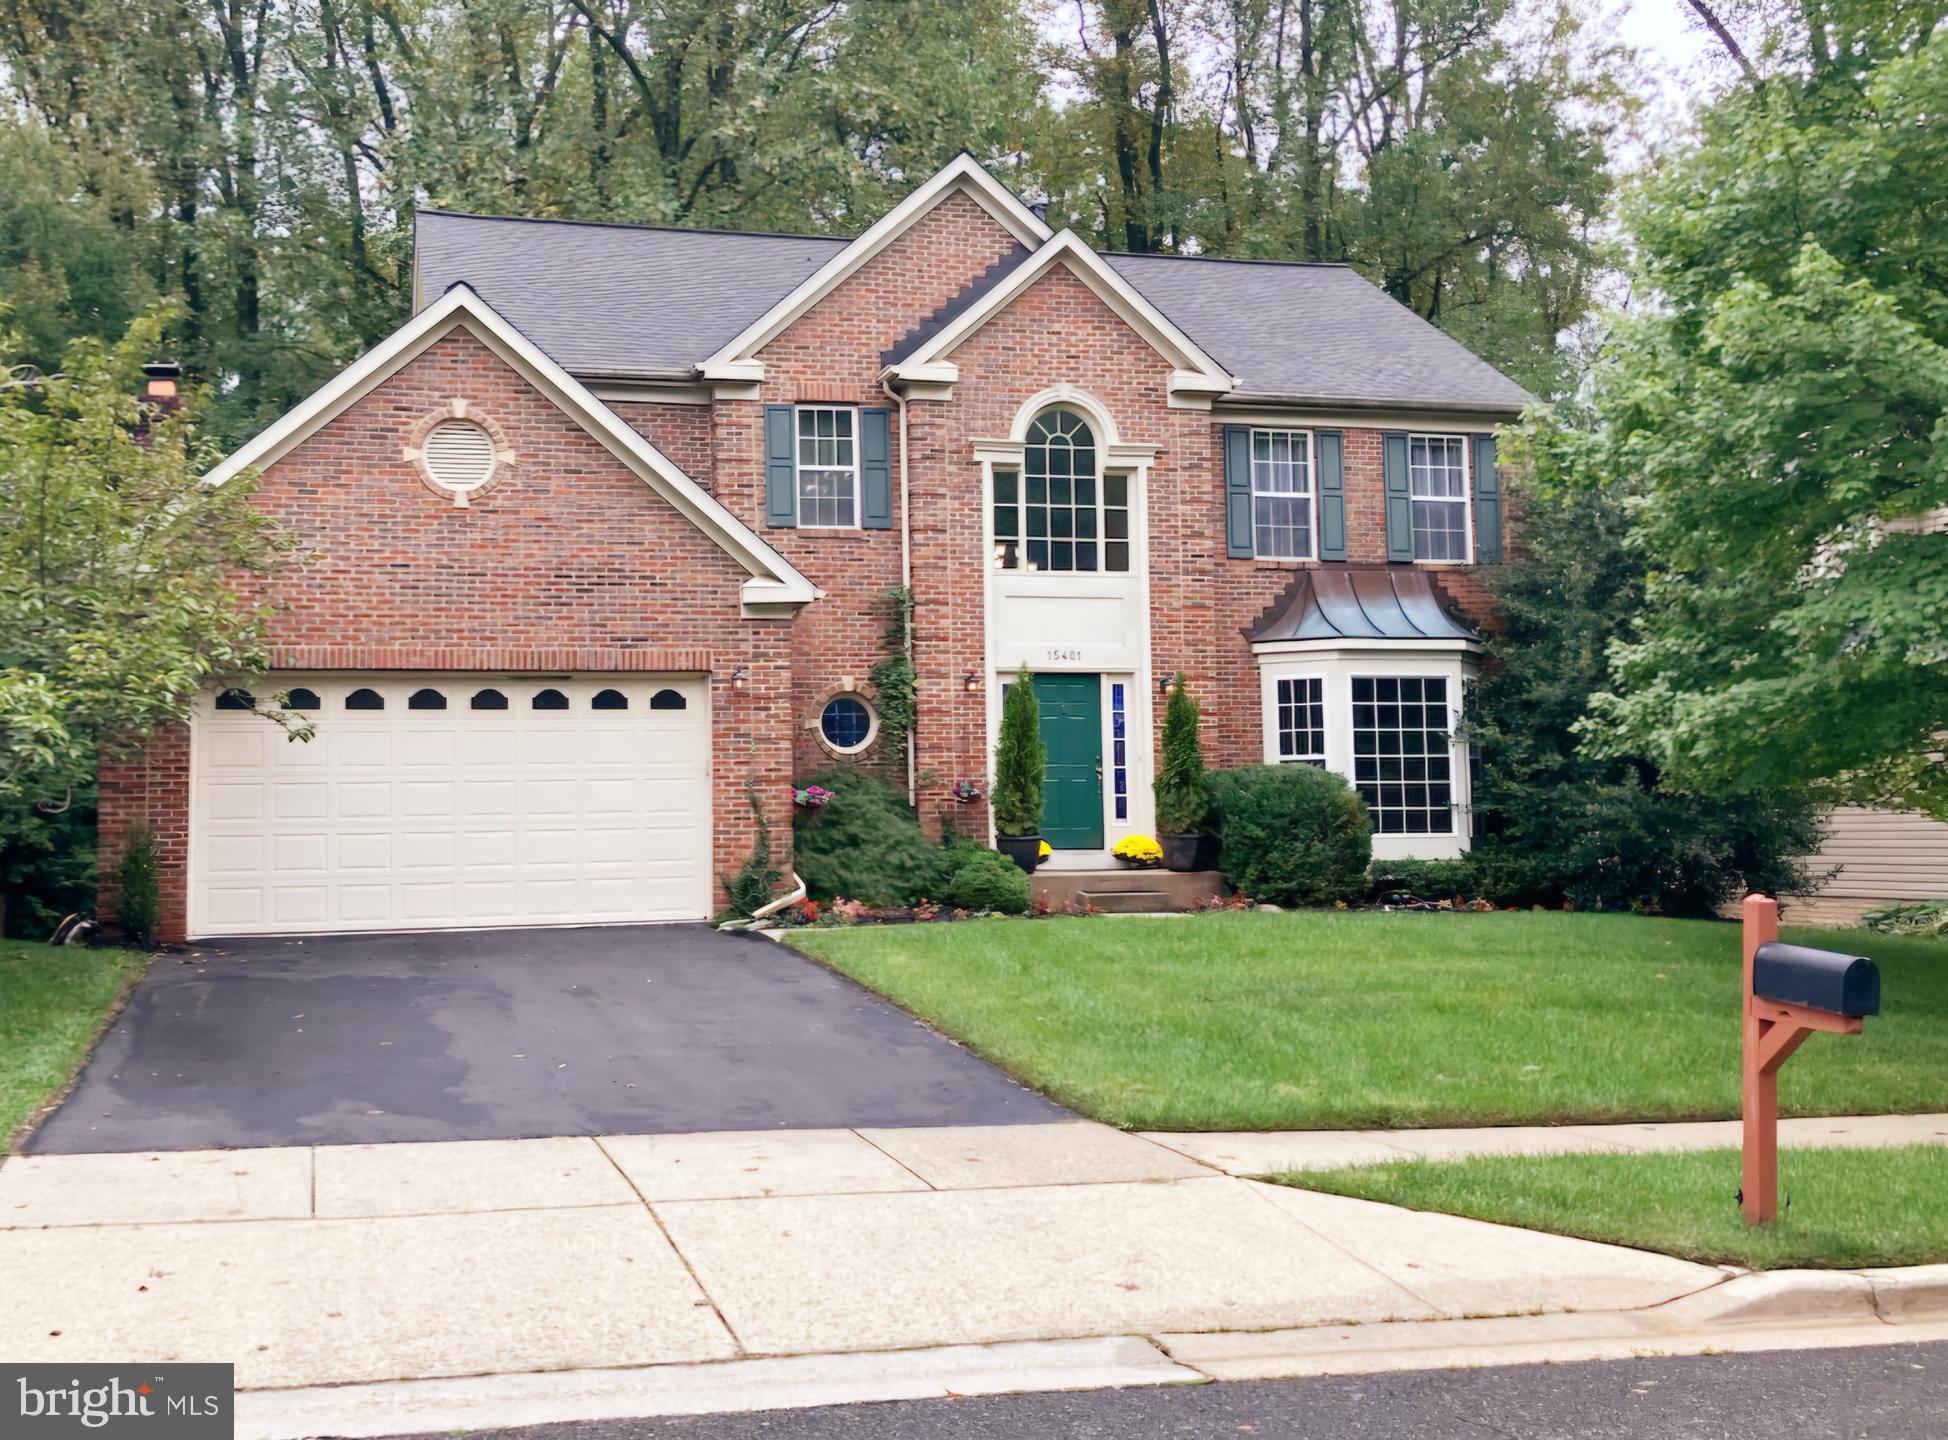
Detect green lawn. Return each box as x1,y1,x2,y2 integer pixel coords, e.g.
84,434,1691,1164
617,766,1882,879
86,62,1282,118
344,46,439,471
1276,1145,1948,1269
0,940,146,1148
787,911,1948,1131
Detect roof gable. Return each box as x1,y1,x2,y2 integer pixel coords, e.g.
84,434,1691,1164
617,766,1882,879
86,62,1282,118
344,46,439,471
883,231,1235,406
205,285,817,614
700,154,1053,383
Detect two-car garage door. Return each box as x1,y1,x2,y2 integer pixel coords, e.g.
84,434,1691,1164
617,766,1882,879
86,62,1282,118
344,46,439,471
189,675,712,937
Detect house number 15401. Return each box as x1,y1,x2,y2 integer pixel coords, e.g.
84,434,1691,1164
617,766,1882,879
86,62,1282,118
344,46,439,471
1045,647,1083,663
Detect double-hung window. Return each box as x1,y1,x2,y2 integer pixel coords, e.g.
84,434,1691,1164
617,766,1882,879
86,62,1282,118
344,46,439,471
795,406,858,528
993,407,1130,573
1351,676,1454,835
1408,435,1469,561
1252,430,1314,560
1275,676,1327,765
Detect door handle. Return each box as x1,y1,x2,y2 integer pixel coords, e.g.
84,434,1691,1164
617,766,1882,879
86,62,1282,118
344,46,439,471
1094,760,1103,780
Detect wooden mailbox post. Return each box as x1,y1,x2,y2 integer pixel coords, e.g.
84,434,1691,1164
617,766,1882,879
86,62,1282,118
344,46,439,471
1740,894,1881,1226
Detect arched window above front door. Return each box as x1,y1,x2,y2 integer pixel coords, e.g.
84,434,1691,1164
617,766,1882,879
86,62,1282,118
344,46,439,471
994,407,1130,574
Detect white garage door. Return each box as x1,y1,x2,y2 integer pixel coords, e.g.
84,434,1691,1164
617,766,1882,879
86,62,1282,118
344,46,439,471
189,674,712,937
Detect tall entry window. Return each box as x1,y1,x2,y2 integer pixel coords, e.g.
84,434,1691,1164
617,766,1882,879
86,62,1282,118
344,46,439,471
1351,676,1454,835
993,408,1130,573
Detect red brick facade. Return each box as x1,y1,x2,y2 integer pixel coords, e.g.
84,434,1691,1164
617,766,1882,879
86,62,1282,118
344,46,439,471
100,176,1508,940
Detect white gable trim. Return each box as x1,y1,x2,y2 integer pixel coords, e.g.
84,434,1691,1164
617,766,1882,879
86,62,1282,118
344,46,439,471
204,284,819,614
882,232,1236,406
698,154,1053,383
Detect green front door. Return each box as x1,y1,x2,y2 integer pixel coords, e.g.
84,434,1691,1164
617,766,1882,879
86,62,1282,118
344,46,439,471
1034,673,1104,850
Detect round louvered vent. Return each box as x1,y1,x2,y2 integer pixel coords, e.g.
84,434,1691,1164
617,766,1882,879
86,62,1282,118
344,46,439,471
421,419,497,493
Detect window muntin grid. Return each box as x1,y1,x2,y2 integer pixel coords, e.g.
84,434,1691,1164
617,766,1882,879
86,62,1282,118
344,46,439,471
1252,430,1314,560
1111,681,1128,820
796,406,858,529
1351,675,1454,835
992,409,1129,572
1275,676,1327,766
1408,435,1469,561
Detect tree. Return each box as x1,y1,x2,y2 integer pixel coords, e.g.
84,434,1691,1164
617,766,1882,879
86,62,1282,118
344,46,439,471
0,313,292,814
1154,673,1209,833
1522,15,1948,819
992,669,1045,837
1466,474,1824,915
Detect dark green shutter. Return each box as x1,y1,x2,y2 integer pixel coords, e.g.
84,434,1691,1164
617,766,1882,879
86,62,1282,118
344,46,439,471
1383,431,1414,563
764,404,796,527
860,407,892,530
1224,426,1253,558
1471,432,1502,563
1314,429,1346,561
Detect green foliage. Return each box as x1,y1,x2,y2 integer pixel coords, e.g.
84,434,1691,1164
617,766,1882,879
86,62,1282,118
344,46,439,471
1861,902,1948,940
1153,674,1208,834
1368,859,1481,902
943,848,1032,915
0,315,291,829
1468,463,1825,916
992,670,1045,837
722,781,781,918
794,767,955,909
0,792,96,940
115,824,161,945
865,587,917,756
1512,28,1948,817
1207,764,1372,908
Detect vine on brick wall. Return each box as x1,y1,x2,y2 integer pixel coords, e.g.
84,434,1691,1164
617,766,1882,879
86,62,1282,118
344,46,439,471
867,585,917,757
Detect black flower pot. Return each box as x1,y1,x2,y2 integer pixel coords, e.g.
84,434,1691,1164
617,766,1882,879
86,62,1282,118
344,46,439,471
1159,832,1201,872
996,834,1043,874
1193,832,1223,871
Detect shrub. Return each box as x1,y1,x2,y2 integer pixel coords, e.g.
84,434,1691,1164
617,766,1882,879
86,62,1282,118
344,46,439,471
944,848,1033,915
1861,901,1948,939
794,767,955,908
1153,675,1208,834
1207,765,1371,907
722,782,781,918
993,669,1045,836
115,823,161,945
1368,858,1482,902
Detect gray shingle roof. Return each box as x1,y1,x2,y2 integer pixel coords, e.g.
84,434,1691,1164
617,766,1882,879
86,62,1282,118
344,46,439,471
1103,253,1534,412
1246,569,1480,645
414,211,847,378
415,210,1534,411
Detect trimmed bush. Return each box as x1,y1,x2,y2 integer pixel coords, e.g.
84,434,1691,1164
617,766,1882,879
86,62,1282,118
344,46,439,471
992,670,1045,837
1153,675,1208,834
793,767,953,908
1368,858,1482,902
115,824,161,945
944,848,1033,915
1207,765,1371,908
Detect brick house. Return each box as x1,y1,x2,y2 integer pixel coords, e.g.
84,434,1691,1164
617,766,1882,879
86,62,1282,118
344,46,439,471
102,155,1533,941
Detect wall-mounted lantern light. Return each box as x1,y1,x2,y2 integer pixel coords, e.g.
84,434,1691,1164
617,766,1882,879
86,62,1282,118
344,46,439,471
963,672,982,694
728,666,748,692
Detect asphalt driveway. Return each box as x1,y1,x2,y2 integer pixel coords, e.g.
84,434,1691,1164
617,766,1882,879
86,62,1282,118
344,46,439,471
27,926,1067,1154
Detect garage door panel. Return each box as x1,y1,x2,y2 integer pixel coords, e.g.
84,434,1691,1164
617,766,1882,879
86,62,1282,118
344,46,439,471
190,674,711,936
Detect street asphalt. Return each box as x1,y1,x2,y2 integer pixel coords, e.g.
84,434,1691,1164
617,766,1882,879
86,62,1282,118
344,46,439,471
388,1342,1948,1439
28,925,1066,1152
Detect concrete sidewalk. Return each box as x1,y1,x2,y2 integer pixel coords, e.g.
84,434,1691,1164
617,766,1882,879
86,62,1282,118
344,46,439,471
2,1118,1943,1439
1143,1111,1948,1175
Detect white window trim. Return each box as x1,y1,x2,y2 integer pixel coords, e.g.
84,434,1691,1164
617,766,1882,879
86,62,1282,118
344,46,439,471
794,405,861,531
1251,428,1318,562
1256,650,1475,862
1407,432,1474,564
1274,674,1328,765
816,693,878,755
991,410,1132,575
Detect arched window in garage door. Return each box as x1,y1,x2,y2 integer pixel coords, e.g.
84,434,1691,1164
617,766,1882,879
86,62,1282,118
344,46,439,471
592,688,629,710
345,688,385,711
650,689,687,711
531,688,569,711
470,688,508,710
408,688,447,710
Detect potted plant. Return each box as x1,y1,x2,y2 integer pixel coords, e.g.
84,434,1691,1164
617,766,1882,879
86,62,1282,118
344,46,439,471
1153,673,1210,872
992,667,1046,873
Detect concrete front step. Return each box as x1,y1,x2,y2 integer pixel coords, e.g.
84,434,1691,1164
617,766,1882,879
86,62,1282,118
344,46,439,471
1032,869,1226,913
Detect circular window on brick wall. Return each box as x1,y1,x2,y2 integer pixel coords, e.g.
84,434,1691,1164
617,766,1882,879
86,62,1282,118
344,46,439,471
421,419,498,496
818,694,877,755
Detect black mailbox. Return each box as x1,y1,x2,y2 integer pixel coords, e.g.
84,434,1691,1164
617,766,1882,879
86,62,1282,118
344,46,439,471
1752,941,1880,1018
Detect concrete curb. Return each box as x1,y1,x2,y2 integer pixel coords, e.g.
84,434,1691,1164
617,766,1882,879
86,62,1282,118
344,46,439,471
1657,1264,1948,1330
234,1336,1203,1440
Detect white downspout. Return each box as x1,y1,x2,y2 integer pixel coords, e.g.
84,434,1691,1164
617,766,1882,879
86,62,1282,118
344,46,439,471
883,376,916,805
